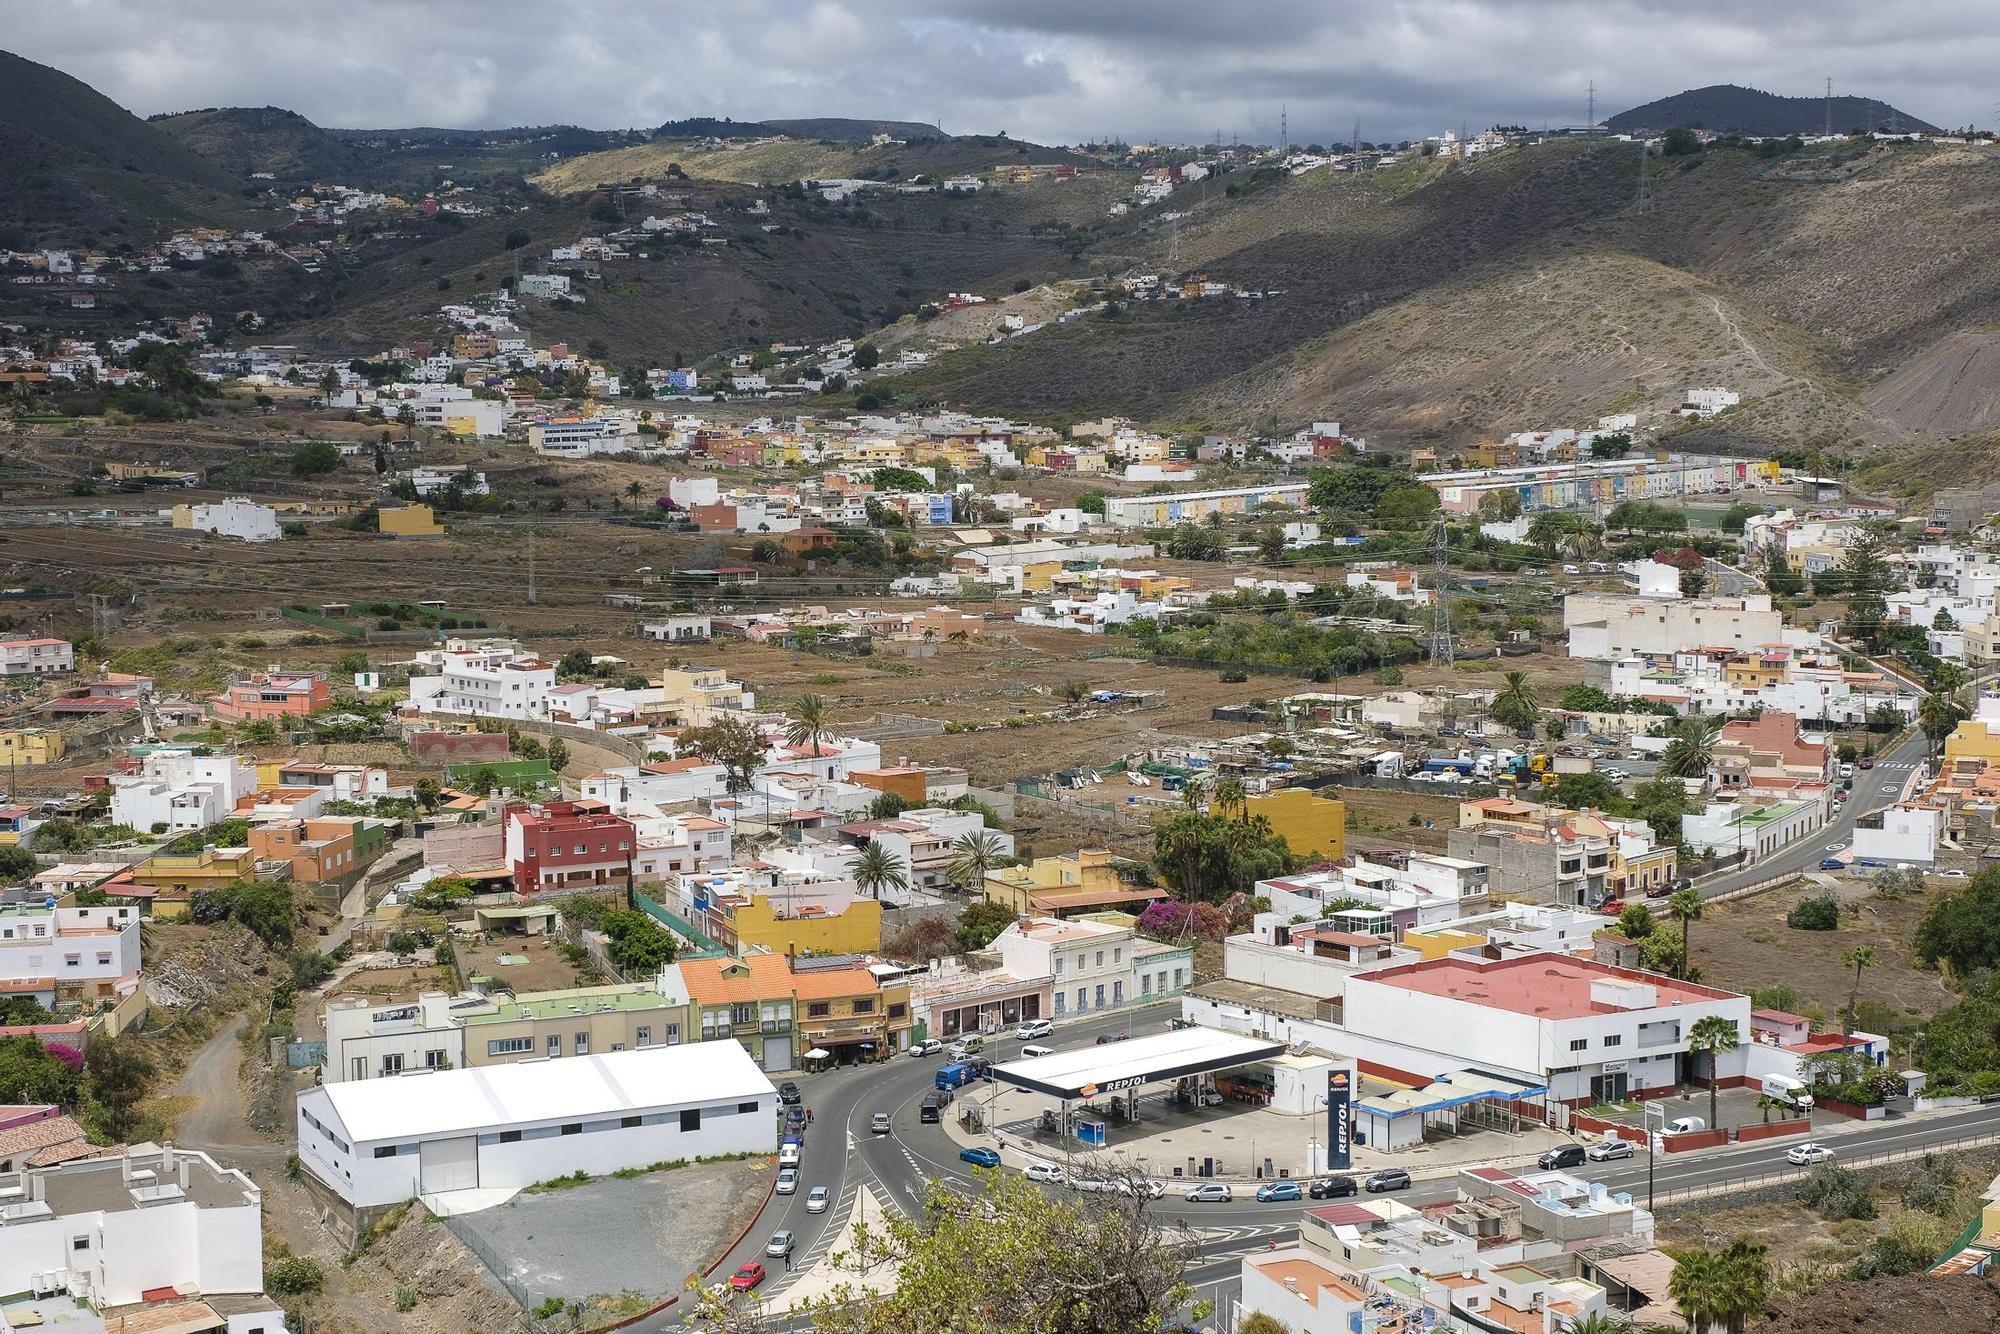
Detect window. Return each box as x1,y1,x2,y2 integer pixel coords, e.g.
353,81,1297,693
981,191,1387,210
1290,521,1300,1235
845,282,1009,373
1113,947,1122,964
681,1109,701,1132
381,1053,404,1075
611,1042,625,1052
1095,950,1104,967
1054,956,1064,975
575,1033,589,1055
738,1101,759,1114
621,1115,642,1129
561,1123,582,1136
1054,992,1066,1015
1603,1035,1622,1048
373,1146,399,1159
808,1002,831,1019
665,1023,680,1045
888,1002,906,1020
72,1236,90,1252
488,1037,533,1056
425,1049,446,1069
1112,981,1123,1005
733,1004,756,1025
1173,968,1185,989
852,997,875,1015
499,1130,522,1144
1076,987,1086,1012
1569,1038,1588,1052
547,1035,561,1057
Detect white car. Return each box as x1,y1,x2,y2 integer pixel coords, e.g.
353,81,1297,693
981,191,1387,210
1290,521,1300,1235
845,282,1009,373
1586,1139,1635,1162
909,1038,943,1058
1015,1019,1054,1040
1024,1162,1066,1185
1786,1142,1835,1166
1183,1182,1233,1203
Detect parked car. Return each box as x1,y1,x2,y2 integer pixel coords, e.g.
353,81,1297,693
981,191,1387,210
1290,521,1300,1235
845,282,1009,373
1095,1032,1130,1044
778,1142,801,1168
777,1081,802,1105
1859,757,1875,770
1309,1176,1358,1199
775,1168,798,1195
1538,1145,1588,1170
960,1146,1002,1168
1819,857,1846,870
1365,1169,1412,1193
1198,1089,1225,1107
1666,1116,1706,1135
1024,1162,1066,1184
909,1038,943,1058
1597,897,1626,916
1256,1181,1303,1203
1644,883,1671,898
766,1231,794,1259
1587,1139,1636,1162
783,1107,807,1132
1940,868,1968,878
1184,1182,1234,1203
729,1263,766,1292
1786,1142,1835,1166
1015,1019,1054,1040
871,1111,892,1135
805,1185,830,1213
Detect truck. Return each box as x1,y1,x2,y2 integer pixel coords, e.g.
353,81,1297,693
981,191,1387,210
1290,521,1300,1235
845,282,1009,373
1421,757,1475,776
936,1062,976,1090
1760,1073,1816,1112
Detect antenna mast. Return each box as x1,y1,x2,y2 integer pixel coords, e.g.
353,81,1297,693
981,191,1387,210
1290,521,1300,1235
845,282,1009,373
1428,519,1455,668
1825,77,1833,137
1587,79,1596,129
1352,117,1362,154
1281,104,1288,153
1634,137,1653,213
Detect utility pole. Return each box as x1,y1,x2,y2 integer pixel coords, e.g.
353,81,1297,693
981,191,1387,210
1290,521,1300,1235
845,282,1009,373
1280,104,1288,154
1587,79,1597,129
1825,77,1834,138
1428,518,1454,668
1634,137,1654,213
526,525,538,604
1352,117,1362,154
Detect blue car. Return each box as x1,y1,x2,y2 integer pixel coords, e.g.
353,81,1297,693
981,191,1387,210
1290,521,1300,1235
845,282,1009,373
1819,857,1844,870
959,1146,1002,1168
1255,1181,1302,1203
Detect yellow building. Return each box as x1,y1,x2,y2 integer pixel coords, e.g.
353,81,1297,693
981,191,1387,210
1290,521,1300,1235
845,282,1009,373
657,667,748,721
0,728,64,766
1399,923,1488,961
1943,714,2000,769
1017,561,1064,595
126,847,257,918
983,849,1167,918
1244,788,1347,862
715,893,883,957
378,504,445,539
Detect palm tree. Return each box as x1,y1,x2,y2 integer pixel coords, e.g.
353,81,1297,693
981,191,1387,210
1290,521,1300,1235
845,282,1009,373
1563,1315,1632,1334
1491,671,1540,733
784,693,831,755
947,630,970,655
947,830,1006,892
1687,1015,1742,1133
1660,717,1721,780
1917,687,1968,762
1668,1246,1725,1334
1212,777,1247,820
1179,775,1209,811
625,480,645,505
1840,944,1878,1035
1714,1238,1771,1334
1665,887,1703,981
1525,512,1572,559
849,842,908,902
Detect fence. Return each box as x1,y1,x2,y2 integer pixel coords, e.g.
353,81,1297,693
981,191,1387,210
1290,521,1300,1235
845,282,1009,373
1652,1127,2000,1206
439,1211,537,1311
851,712,948,741
633,887,727,957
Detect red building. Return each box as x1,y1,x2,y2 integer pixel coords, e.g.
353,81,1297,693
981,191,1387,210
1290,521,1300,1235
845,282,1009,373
210,671,331,723
503,801,636,895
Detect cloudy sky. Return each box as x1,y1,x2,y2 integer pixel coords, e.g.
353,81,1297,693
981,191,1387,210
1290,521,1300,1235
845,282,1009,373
10,0,1990,144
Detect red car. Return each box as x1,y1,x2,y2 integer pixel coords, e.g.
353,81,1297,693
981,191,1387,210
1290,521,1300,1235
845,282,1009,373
729,1263,766,1292
1598,897,1625,915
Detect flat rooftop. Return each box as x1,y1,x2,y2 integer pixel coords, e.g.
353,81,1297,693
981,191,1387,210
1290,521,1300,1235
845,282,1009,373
1354,954,1733,1020
992,1027,1285,1100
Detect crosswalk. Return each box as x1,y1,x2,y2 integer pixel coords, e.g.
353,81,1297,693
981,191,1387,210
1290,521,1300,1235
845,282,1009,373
764,1174,907,1299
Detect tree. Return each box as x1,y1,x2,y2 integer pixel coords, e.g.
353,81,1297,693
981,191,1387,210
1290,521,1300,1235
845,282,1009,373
947,831,1007,892
1525,511,1584,558
850,842,909,902
413,777,442,810
1679,563,1709,598
557,647,595,678
1660,717,1720,780
599,909,678,973
1660,126,1704,157
1918,685,1969,761
291,441,340,478
1478,489,1523,521
1913,868,2000,974
1152,810,1297,904
798,1166,1204,1334
1238,1315,1294,1334
956,900,1018,951
868,791,909,819
625,480,645,506
1666,887,1703,981
1617,903,1656,940
545,738,569,773
82,1036,154,1142
852,343,881,370
785,693,832,755
1589,432,1632,460
885,915,960,962
1840,944,1879,1035
0,844,37,884
1688,1015,1742,1131
677,714,768,796
1211,778,1247,820
1490,671,1540,733
0,1035,81,1106
1838,533,1891,647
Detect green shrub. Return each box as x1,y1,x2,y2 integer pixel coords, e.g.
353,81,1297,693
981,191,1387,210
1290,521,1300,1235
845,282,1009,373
1786,893,1840,931
267,1256,325,1296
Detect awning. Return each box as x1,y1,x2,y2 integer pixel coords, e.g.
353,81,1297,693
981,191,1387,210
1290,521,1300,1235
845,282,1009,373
1356,1068,1547,1119
803,1048,831,1059
993,1028,1285,1100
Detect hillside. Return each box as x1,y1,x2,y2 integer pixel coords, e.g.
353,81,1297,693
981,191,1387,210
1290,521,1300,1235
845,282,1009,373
533,131,1094,192
894,136,2000,449
1608,83,1939,136
0,49,248,238
757,117,947,143
151,105,363,180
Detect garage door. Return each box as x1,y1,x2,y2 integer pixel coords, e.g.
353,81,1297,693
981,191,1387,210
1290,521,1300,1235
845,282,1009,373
762,1036,794,1073
419,1136,479,1193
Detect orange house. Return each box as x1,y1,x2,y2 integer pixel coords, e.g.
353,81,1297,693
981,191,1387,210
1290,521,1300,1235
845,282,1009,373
210,671,330,723
247,817,361,884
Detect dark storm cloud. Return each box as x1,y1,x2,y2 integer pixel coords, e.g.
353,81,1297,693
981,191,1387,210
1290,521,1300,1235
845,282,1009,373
6,0,1991,143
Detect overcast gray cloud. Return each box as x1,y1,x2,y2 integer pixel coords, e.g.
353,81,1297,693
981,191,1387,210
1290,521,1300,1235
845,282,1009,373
8,0,1994,144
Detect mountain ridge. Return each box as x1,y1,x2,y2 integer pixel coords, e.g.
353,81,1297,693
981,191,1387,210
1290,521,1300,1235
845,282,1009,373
1607,83,1939,136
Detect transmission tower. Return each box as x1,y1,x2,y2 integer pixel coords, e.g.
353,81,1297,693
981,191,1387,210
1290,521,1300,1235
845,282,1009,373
1633,137,1654,213
1427,519,1455,668
1281,104,1288,153
1586,79,1597,129
1353,118,1362,155
1824,77,1833,137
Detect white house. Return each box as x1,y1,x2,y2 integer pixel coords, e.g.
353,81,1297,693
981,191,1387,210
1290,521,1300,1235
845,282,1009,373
1681,795,1826,862
0,637,75,676
1851,802,1941,865
0,1143,283,1321
992,916,1191,1019
1681,387,1741,417
171,496,281,542
641,614,713,643
405,648,558,721
1564,591,1787,661
109,751,258,834
295,1042,777,1210
0,902,143,1007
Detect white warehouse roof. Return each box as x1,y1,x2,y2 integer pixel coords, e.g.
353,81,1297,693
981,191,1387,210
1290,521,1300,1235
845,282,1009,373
305,1042,775,1143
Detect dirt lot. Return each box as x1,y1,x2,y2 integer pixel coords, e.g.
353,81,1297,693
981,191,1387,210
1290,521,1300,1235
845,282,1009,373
457,934,591,993
1328,784,1464,855
1694,877,1961,1026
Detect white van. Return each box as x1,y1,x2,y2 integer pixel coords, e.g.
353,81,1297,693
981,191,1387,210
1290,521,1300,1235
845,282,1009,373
1665,1116,1706,1135
1759,1073,1816,1111
1020,1044,1056,1060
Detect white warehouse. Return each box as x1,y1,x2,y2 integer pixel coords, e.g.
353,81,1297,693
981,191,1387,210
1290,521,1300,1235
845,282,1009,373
295,1042,777,1216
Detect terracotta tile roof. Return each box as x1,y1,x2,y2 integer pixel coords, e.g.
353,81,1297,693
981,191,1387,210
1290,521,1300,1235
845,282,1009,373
679,952,883,1004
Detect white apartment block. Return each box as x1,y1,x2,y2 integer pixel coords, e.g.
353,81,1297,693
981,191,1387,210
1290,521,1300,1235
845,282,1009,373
1258,853,1491,929
0,903,143,1007
406,648,558,720
1564,592,1787,660
528,417,629,457
992,916,1192,1019
108,752,258,834
0,637,75,676
0,1143,280,1319
170,496,281,542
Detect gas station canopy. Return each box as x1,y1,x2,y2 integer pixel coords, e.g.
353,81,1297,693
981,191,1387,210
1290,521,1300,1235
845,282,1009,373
992,1028,1287,1101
